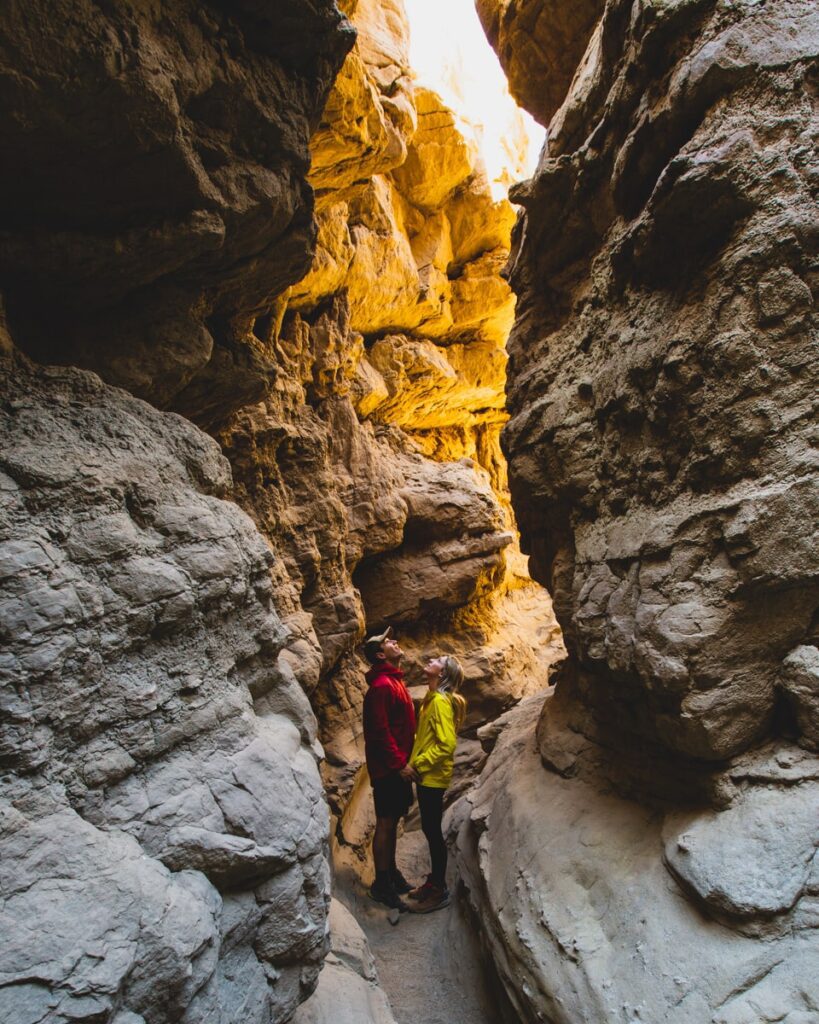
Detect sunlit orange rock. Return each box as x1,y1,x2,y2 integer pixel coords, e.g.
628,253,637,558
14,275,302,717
449,247,515,346
447,174,517,267
363,334,506,431
390,88,478,210
310,0,416,200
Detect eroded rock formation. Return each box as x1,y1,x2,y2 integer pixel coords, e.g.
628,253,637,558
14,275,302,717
0,0,353,426
460,0,819,1020
0,353,329,1024
292,900,397,1024
213,0,564,832
475,0,605,125
0,1,563,1021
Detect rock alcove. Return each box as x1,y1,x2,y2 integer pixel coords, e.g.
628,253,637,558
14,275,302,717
1,2,817,1024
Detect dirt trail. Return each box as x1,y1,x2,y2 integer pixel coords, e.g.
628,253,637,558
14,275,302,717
334,826,506,1024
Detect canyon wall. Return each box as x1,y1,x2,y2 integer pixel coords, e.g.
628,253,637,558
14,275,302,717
214,0,564,837
0,350,331,1024
458,0,819,1021
0,2,561,1021
0,0,354,428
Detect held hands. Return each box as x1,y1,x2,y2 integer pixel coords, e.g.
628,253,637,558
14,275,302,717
399,763,420,782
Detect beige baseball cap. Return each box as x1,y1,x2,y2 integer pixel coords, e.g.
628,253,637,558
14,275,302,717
363,626,391,663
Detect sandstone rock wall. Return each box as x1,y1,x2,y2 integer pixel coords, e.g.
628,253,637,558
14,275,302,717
0,352,330,1024
0,7,361,1018
214,0,564,825
0,0,353,427
454,694,819,1024
475,0,605,126
464,0,819,1019
0,2,564,1020
503,0,818,768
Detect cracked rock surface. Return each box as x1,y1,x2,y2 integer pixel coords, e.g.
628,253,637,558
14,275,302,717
454,695,819,1024
0,354,330,1024
465,0,819,1019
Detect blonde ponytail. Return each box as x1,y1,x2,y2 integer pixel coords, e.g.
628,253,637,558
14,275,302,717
438,655,467,731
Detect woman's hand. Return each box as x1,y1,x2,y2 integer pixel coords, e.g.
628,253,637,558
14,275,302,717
399,763,420,782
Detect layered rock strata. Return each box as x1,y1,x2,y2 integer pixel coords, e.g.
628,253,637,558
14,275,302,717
463,0,819,1020
0,351,329,1024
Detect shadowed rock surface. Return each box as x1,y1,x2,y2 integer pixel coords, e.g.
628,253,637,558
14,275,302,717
475,0,606,125
461,0,819,1020
0,0,354,427
0,353,330,1024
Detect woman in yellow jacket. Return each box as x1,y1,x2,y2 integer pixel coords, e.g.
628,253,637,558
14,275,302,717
399,654,466,913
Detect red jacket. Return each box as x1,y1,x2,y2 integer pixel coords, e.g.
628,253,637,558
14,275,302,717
363,662,416,780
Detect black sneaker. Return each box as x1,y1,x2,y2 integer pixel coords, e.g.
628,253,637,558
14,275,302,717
368,882,407,911
390,869,413,895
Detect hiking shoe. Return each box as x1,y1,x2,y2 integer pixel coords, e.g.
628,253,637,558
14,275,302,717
368,882,407,911
390,869,413,895
408,877,435,901
407,884,450,914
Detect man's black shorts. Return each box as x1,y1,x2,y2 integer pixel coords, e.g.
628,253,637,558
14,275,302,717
372,771,413,819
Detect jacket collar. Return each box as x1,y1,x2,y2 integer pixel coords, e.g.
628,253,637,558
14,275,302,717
365,661,404,685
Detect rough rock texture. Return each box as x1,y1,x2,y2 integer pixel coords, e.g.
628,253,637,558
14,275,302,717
292,900,397,1024
454,695,819,1024
462,0,819,1020
504,0,819,765
0,354,329,1024
0,1,566,1018
475,0,605,125
214,0,564,833
0,0,354,427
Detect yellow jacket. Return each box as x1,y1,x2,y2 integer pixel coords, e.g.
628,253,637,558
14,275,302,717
409,691,458,789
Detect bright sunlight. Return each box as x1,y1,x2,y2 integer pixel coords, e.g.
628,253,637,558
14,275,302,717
403,0,543,200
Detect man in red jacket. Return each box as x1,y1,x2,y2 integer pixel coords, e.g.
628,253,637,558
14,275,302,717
362,626,416,909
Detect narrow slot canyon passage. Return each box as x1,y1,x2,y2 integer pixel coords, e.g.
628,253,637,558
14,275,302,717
281,5,567,1019
1,2,817,1024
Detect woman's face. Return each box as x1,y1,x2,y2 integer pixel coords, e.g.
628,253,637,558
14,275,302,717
423,656,445,679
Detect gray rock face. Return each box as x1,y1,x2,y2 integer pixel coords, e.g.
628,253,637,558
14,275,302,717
454,694,819,1024
502,0,819,762
461,0,819,1020
292,899,397,1024
0,353,330,1023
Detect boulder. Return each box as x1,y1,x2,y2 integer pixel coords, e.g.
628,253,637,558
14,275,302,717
454,694,819,1024
354,455,513,625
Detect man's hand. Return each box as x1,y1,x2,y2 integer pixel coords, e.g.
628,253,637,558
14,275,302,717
399,763,419,781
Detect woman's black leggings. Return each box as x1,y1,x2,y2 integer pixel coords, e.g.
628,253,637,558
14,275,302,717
417,784,447,887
